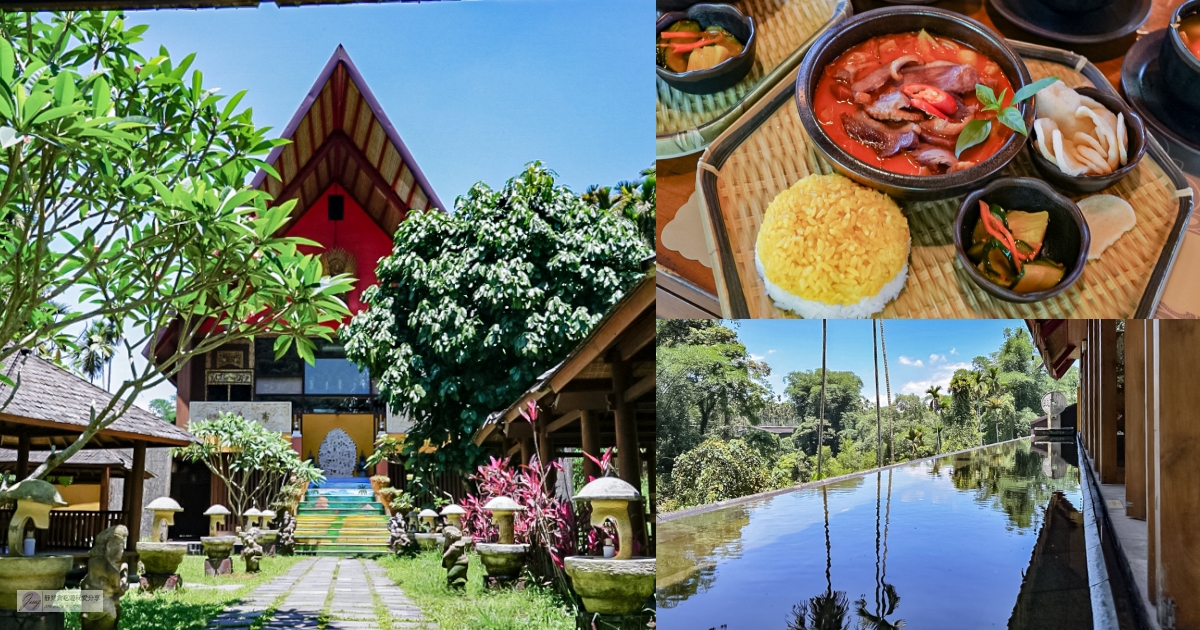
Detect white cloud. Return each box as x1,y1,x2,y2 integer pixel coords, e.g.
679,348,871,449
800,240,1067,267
767,349,776,355
900,362,972,395
950,348,958,355
898,356,923,367
749,354,765,361
929,353,945,363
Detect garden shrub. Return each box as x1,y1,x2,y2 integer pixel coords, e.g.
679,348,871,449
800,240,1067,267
668,438,771,509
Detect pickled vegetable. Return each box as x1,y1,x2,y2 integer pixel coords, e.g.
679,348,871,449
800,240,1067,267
657,20,743,73
966,201,1063,295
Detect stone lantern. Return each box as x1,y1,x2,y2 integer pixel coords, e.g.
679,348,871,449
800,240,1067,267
200,505,236,576
259,510,279,556
414,509,443,551
203,504,230,536
0,481,74,617
137,497,187,591
440,504,465,529
563,478,655,616
243,507,263,529
145,497,183,543
476,496,528,587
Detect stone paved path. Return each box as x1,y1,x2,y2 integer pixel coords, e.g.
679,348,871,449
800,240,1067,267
205,557,433,629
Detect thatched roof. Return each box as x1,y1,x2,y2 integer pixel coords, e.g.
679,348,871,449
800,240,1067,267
0,448,153,478
0,350,196,449
251,45,444,237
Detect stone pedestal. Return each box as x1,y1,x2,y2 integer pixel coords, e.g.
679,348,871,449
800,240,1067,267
138,573,182,592
259,530,278,557
200,536,237,577
413,533,443,551
563,556,656,616
0,608,65,630
0,556,74,630
135,542,187,593
476,542,528,585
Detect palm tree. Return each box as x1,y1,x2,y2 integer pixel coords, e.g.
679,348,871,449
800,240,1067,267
985,396,1006,445
924,385,944,453
903,427,925,460
950,372,984,446
75,319,119,389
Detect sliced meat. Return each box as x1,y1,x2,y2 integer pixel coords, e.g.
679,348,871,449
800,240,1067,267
900,63,980,95
850,64,894,98
918,107,976,136
889,55,921,81
913,146,977,173
841,111,919,158
918,132,956,150
864,90,924,122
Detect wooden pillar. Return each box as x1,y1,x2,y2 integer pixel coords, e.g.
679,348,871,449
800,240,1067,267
645,447,656,553
1098,320,1120,484
125,441,147,551
175,358,191,429
15,433,30,480
610,358,641,489
1155,320,1200,627
580,409,601,481
99,466,111,512
538,420,556,491
611,356,646,552
519,438,534,467
1147,320,1159,603
1124,320,1146,520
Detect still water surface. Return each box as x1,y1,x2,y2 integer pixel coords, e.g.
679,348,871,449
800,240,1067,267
657,439,1086,630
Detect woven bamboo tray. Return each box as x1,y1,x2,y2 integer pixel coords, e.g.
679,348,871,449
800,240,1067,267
656,0,850,159
697,40,1195,318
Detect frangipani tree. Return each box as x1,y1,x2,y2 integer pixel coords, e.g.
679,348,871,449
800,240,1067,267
0,12,353,479
176,413,324,526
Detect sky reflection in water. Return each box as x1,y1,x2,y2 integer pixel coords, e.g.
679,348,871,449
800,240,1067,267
657,439,1083,630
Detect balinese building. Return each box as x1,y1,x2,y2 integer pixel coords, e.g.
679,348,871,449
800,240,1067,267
153,47,445,538
1027,319,1200,630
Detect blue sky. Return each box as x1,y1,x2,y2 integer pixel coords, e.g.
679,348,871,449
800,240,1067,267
101,0,649,407
128,0,651,204
733,319,1028,401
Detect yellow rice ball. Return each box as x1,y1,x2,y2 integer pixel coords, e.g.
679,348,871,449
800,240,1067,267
755,173,910,309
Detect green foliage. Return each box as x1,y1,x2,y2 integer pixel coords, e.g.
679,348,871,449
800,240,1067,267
176,413,324,523
378,552,576,630
342,163,649,481
655,320,771,478
742,428,780,462
365,434,404,469
148,398,176,424
667,438,771,510
770,451,811,488
583,165,655,249
0,12,352,481
786,369,864,456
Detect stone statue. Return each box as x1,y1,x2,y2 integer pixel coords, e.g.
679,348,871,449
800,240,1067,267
240,526,263,573
278,511,297,556
441,526,469,589
80,525,129,630
387,513,416,557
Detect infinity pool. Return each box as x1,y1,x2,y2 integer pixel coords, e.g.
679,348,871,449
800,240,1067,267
657,439,1089,630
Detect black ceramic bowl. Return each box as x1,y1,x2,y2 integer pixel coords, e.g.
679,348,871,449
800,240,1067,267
1028,87,1146,193
955,178,1090,302
1160,0,1200,111
795,7,1034,201
1036,0,1114,14
656,4,757,95
657,0,708,9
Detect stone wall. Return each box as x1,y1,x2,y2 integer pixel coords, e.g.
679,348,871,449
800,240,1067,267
190,401,292,433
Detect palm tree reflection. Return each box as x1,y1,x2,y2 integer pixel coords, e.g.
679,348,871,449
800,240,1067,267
789,472,907,630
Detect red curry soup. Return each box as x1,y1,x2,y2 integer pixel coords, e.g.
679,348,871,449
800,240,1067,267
813,30,1016,176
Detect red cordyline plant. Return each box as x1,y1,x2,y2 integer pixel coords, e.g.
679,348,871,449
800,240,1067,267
461,401,580,587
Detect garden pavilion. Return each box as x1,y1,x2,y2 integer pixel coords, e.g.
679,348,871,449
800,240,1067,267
0,349,195,561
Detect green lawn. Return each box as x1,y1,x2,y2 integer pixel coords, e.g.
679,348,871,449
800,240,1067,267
64,554,305,630
376,551,574,630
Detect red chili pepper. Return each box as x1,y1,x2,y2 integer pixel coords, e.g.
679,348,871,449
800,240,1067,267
902,84,957,116
658,31,705,39
670,36,721,53
979,200,1032,272
909,98,949,121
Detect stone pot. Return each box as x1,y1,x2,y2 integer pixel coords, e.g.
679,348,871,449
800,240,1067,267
0,556,74,609
200,536,237,576
413,533,444,551
136,542,187,592
476,542,528,584
564,556,656,616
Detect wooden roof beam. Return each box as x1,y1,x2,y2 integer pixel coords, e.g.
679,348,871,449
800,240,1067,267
614,313,654,362
625,373,654,403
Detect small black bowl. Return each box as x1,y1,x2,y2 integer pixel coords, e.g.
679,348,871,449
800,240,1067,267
795,7,1034,201
955,177,1090,303
656,4,757,95
1160,0,1200,112
1028,87,1146,193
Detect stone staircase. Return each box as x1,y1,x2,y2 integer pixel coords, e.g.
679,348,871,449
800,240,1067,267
295,477,390,556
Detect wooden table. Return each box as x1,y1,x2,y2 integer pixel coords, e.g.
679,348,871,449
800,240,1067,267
656,0,1197,318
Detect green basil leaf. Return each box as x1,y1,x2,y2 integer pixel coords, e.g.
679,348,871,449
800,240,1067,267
1013,76,1059,104
956,119,992,158
997,106,1027,136
975,84,997,109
